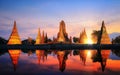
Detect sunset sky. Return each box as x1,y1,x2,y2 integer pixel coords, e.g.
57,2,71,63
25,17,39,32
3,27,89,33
0,0,120,40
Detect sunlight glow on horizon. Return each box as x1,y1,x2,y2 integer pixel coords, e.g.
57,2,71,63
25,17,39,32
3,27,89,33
87,38,93,44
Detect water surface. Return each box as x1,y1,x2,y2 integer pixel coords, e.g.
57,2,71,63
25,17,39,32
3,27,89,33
0,49,120,75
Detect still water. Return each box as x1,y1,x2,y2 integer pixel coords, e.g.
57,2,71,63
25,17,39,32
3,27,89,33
0,49,120,75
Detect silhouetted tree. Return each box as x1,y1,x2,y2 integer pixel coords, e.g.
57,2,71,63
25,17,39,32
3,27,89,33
47,38,52,42
0,37,7,44
111,35,120,57
73,37,79,43
112,49,120,57
22,38,35,45
112,35,120,44
91,30,101,43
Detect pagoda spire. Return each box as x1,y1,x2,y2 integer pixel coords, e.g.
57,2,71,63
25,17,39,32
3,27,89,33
44,33,48,43
57,20,66,42
58,26,65,42
60,20,66,33
8,21,21,44
97,21,111,44
35,28,41,44
102,21,105,27
79,29,87,44
41,31,45,43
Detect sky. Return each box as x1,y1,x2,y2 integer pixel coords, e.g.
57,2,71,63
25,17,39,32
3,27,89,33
0,0,120,40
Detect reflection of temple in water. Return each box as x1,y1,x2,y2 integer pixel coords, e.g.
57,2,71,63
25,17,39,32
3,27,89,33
92,21,111,72
35,28,47,64
56,50,70,72
36,50,47,64
79,29,88,65
7,21,21,71
99,21,111,72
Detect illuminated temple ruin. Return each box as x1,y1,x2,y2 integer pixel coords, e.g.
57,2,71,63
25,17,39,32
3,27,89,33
79,28,88,44
7,21,21,44
35,28,41,44
7,21,21,71
57,20,70,43
99,21,111,44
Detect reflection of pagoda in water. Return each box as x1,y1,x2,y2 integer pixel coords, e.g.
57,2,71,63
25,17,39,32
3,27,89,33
56,50,70,72
36,50,47,64
35,28,47,64
93,21,111,72
79,29,88,65
57,20,70,43
99,21,111,72
7,21,21,71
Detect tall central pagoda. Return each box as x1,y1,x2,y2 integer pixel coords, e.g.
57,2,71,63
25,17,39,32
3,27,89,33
57,20,69,42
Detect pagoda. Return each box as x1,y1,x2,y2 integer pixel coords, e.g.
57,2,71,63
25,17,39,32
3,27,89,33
7,21,21,71
57,20,69,42
8,21,21,44
41,31,45,43
35,28,41,44
79,28,87,44
97,21,111,44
